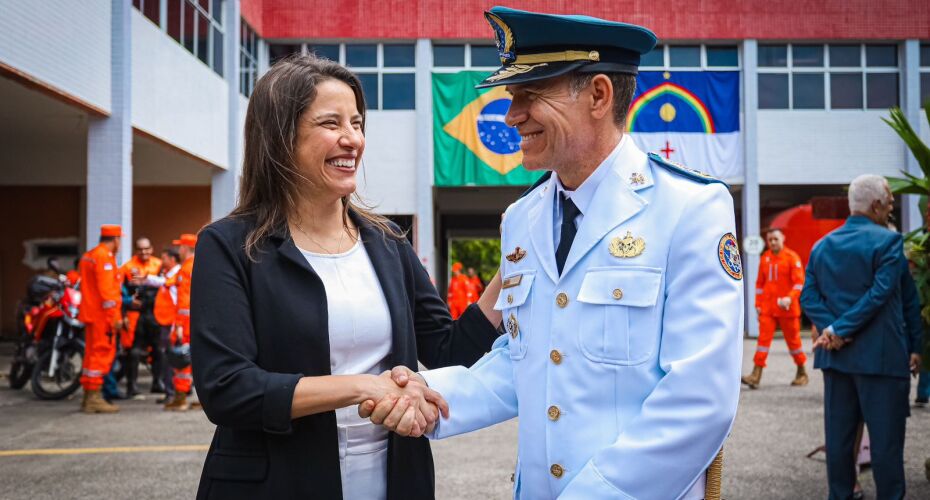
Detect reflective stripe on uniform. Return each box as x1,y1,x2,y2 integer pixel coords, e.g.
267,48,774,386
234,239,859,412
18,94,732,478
755,288,763,294
82,369,105,377
177,309,190,316
755,346,769,353
102,301,117,309
792,284,803,290
175,373,193,380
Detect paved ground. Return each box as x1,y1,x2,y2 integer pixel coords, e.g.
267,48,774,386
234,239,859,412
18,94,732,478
0,336,927,499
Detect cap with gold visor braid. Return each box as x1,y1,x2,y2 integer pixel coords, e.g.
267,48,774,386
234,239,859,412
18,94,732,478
477,6,658,89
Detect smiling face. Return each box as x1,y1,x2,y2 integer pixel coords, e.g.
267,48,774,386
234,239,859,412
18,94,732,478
504,76,598,173
294,79,365,201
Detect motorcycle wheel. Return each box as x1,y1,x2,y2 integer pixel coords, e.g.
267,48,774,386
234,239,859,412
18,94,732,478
31,346,83,400
8,360,32,389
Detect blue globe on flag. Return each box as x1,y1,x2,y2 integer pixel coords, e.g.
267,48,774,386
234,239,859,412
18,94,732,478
477,99,521,155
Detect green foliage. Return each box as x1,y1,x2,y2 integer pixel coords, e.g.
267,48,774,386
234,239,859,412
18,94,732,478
885,105,930,360
448,238,501,283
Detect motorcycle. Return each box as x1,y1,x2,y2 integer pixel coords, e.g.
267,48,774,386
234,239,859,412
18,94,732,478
9,261,86,400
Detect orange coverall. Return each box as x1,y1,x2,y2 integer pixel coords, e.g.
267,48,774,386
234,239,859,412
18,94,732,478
447,274,471,319
78,244,123,390
172,256,195,393
120,255,163,349
754,247,807,367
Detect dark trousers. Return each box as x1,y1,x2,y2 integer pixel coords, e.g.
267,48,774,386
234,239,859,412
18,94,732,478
159,325,175,397
823,369,909,500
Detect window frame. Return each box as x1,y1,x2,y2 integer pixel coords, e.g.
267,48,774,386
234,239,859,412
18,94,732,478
133,0,225,76
756,43,901,111
639,44,741,71
266,42,418,110
430,42,501,73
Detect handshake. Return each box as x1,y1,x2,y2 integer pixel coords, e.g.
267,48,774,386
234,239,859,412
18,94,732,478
358,366,448,438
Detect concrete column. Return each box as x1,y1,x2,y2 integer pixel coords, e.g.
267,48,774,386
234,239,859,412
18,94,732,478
415,38,436,277
741,40,761,338
211,0,242,221
86,0,132,262
901,40,922,232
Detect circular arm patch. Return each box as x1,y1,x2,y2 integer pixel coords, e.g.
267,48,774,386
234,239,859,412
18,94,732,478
718,233,743,280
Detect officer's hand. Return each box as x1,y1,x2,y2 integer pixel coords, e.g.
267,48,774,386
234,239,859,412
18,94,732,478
910,354,922,375
777,297,791,310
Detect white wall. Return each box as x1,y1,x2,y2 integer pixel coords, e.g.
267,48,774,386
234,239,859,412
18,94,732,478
757,111,906,184
131,11,228,169
0,0,111,111
355,112,418,215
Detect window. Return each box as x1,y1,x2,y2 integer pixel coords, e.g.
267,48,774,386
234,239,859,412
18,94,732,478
132,0,161,25
433,45,465,67
757,43,900,110
758,74,789,109
640,45,740,69
240,22,258,96
143,0,225,76
431,43,500,70
470,45,500,67
669,46,700,67
269,43,301,64
287,43,417,110
920,44,930,108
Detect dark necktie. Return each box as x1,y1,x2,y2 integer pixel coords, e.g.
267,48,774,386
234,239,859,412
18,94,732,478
555,194,580,275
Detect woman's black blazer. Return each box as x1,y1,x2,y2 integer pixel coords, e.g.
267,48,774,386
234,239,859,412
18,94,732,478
190,213,499,500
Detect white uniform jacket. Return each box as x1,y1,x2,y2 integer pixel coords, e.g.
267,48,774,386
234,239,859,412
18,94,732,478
422,138,744,499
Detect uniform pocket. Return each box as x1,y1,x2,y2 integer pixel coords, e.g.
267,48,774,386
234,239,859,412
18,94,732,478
496,271,535,360
576,266,662,365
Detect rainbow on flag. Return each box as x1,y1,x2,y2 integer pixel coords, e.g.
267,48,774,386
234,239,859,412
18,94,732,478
628,71,742,181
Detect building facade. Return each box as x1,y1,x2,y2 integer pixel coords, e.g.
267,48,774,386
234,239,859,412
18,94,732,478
1,0,929,336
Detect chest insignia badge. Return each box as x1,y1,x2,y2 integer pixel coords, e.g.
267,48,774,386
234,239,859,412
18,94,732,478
506,246,527,263
630,172,646,186
507,313,519,339
609,231,646,258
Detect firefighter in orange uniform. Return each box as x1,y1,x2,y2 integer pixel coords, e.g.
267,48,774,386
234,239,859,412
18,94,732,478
165,234,197,411
742,228,808,388
446,261,469,319
119,237,163,396
78,224,125,413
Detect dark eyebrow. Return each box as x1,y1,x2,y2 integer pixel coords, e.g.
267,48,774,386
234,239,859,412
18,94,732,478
312,112,341,121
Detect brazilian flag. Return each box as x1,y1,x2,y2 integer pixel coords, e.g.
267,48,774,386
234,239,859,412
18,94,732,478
433,71,544,187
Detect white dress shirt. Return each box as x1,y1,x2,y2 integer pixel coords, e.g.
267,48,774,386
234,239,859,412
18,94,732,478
301,240,392,500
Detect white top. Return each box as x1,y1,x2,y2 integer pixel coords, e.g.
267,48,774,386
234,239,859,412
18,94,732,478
300,239,392,500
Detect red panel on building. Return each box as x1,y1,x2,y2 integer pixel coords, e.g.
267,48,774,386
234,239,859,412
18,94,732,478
243,0,930,41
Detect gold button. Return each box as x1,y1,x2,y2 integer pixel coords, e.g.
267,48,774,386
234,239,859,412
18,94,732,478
507,294,513,304
547,405,561,421
550,464,564,478
589,50,600,61
612,288,623,300
556,292,569,308
550,349,562,364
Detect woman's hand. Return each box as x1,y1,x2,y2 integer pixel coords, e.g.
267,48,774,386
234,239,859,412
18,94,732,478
359,367,448,437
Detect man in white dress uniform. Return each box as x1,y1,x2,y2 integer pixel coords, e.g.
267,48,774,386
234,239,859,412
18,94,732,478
366,6,744,499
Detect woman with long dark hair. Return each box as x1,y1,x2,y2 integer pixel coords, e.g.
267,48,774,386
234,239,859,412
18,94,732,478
190,55,502,500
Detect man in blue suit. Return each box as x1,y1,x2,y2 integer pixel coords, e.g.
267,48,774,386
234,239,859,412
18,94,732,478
801,174,923,500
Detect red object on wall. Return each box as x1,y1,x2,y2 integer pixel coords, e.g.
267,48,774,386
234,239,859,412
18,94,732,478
767,204,845,268
242,0,930,41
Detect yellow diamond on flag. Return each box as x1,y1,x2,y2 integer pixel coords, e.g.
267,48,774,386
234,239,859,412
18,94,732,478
442,86,524,175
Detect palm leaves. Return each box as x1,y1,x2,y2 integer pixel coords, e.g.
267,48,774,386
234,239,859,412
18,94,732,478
885,104,930,198
885,103,930,324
